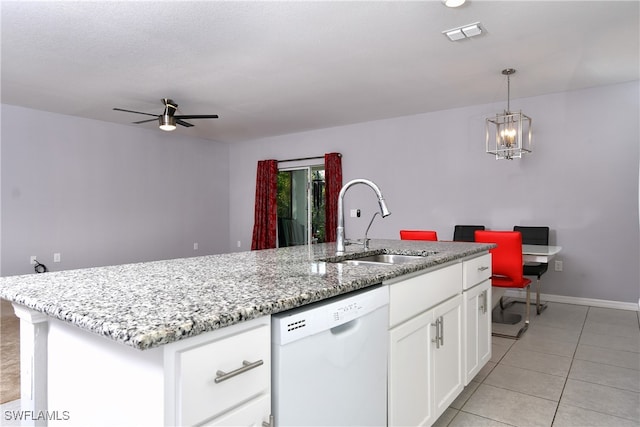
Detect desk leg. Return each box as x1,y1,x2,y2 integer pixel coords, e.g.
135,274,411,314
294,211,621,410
535,278,548,315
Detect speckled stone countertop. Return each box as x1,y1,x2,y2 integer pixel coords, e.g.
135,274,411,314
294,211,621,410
0,239,492,350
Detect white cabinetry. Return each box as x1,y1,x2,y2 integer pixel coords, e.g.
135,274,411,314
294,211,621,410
432,294,463,415
462,254,492,385
46,315,272,427
387,264,463,427
165,316,272,426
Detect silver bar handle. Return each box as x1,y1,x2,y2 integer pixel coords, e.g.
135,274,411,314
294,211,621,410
431,319,441,349
262,414,275,427
479,290,486,314
215,359,264,384
478,266,489,271
439,316,444,347
483,290,488,314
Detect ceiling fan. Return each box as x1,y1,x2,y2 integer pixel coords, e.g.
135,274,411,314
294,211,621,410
113,98,218,131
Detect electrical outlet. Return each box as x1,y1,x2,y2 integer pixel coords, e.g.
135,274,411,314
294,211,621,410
554,260,563,272
30,256,37,265
237,241,241,248
54,253,61,263
193,243,199,251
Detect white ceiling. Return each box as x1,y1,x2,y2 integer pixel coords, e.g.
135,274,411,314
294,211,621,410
1,1,638,144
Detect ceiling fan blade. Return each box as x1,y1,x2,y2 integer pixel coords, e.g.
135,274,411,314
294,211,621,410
113,108,159,118
176,119,194,127
174,114,219,119
132,118,159,124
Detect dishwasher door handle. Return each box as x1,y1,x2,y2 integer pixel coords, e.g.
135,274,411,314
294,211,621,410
330,318,360,335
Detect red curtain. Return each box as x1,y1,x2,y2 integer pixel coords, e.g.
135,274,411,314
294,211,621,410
251,160,278,250
324,153,343,242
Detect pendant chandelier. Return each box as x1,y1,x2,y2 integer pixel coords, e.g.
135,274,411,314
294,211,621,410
486,68,532,160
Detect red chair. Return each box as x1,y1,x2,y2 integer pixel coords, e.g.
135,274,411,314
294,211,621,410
399,230,438,241
475,230,532,339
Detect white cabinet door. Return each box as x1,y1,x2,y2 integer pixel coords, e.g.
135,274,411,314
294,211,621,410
389,295,464,427
477,281,491,377
388,309,434,427
463,280,492,385
432,294,464,415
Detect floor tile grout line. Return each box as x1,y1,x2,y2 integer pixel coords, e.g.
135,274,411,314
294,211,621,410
570,353,640,375
553,400,640,425
497,359,572,379
455,409,520,427
565,376,640,395
549,305,589,427
471,381,563,404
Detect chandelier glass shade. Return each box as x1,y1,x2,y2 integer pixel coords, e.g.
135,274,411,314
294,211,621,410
486,69,532,160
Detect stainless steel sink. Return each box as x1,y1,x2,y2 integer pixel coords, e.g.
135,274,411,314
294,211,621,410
341,254,427,266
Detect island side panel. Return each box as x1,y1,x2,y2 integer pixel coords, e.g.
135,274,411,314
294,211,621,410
12,305,49,427
47,318,165,427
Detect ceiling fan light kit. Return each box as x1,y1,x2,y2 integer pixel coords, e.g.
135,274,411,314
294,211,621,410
113,98,218,132
159,115,177,131
442,0,466,8
486,68,532,160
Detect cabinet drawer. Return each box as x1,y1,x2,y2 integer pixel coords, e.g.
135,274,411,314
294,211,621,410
177,322,270,426
205,393,271,427
389,263,462,327
462,254,491,290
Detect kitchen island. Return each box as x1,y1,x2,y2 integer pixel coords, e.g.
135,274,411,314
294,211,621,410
0,239,493,426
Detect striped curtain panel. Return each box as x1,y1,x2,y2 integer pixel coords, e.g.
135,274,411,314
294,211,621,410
251,159,278,250
324,153,343,242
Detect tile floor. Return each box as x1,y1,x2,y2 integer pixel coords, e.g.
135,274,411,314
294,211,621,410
435,302,640,427
1,302,638,427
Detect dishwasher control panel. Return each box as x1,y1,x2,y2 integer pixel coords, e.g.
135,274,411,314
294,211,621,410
332,300,364,323
272,285,389,345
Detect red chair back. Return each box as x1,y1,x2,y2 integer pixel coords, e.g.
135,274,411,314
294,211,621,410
399,230,438,241
475,230,530,289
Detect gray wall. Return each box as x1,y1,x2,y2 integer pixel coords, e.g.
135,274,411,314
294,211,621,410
229,81,640,304
2,82,638,304
1,105,230,275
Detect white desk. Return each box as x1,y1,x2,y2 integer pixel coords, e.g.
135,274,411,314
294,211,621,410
522,245,562,263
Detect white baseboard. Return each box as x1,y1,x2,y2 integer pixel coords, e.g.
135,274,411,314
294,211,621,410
503,290,640,311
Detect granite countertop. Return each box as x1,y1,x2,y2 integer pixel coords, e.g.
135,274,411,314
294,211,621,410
0,239,492,350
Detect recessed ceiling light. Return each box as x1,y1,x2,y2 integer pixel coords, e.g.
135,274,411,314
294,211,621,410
442,0,466,7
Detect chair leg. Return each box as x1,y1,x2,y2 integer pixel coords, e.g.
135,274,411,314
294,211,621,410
492,285,530,340
499,295,516,311
535,276,548,315
492,306,522,325
493,295,521,325
524,285,530,326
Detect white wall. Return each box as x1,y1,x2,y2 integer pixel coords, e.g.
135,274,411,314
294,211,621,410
1,105,230,275
229,81,640,304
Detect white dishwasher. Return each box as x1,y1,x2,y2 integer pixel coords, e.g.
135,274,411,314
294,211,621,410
271,284,389,427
